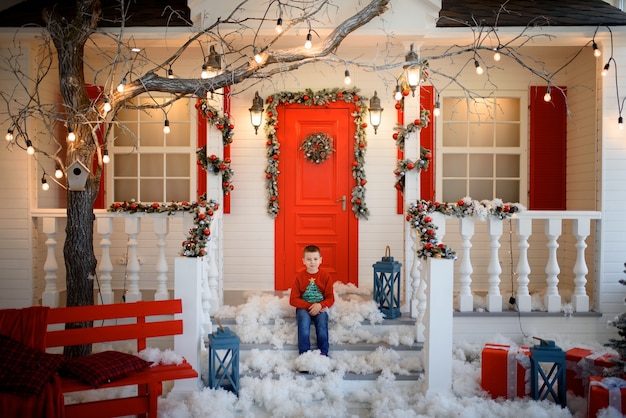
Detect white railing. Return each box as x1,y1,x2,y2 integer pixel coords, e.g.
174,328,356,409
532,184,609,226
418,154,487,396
409,210,601,340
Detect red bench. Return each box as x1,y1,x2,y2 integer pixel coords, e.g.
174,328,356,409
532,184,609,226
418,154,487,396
45,299,198,418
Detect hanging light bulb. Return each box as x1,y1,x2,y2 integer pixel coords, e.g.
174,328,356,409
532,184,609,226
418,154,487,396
275,17,283,34
54,163,63,179
433,101,441,117
304,32,312,49
67,126,75,142
5,129,13,142
103,148,110,164
394,85,402,101
619,116,624,130
201,64,210,79
253,47,263,64
593,42,601,58
493,47,501,62
26,138,34,155
167,65,175,79
602,62,610,77
474,60,483,75
103,97,112,113
163,119,170,134
117,77,126,93
344,69,351,85
544,86,552,102
41,174,49,191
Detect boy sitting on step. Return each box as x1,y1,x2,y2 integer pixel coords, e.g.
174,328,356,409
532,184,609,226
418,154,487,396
289,245,335,357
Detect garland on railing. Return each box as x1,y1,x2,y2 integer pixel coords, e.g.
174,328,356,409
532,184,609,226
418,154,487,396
264,88,370,219
394,146,433,190
107,198,220,257
406,197,526,259
195,100,235,146
393,109,431,151
196,146,234,195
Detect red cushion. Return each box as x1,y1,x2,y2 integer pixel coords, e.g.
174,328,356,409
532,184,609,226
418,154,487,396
0,334,65,397
63,351,151,387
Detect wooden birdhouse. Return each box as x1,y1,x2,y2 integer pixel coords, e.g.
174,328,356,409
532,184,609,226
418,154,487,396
65,160,90,191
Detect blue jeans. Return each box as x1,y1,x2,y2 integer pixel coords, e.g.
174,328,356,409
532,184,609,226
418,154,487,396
296,308,329,356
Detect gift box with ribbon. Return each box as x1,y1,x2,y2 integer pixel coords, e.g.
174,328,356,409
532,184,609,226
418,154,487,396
565,348,618,398
481,343,531,399
587,376,626,418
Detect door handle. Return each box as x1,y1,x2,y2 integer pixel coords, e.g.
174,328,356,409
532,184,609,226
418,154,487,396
336,195,346,211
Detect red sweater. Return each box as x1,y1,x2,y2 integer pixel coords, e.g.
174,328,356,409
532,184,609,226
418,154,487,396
289,269,335,310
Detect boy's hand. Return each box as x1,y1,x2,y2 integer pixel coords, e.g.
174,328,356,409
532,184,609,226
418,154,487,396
308,303,322,316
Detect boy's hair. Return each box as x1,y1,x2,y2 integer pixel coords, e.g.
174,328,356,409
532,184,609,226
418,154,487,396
303,245,321,256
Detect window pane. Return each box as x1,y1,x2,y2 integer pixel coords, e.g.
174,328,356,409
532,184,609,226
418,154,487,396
114,154,137,177
116,99,138,120
468,99,494,122
167,154,190,177
141,179,164,202
496,155,520,177
442,123,467,147
166,179,190,202
442,154,466,177
442,98,468,120
140,123,164,147
469,179,493,200
469,123,493,147
496,180,520,202
115,122,137,147
442,179,467,202
166,124,191,146
140,154,163,177
496,98,520,121
469,154,492,177
139,100,161,121
169,100,189,120
114,179,137,201
495,124,520,147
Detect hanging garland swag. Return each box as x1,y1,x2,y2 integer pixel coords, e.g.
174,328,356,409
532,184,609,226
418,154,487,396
264,88,370,219
300,132,334,164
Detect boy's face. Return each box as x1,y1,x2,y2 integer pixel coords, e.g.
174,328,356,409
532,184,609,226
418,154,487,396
302,250,322,273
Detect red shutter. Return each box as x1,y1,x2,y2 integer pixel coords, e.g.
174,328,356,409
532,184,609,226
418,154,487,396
419,85,435,201
529,86,566,210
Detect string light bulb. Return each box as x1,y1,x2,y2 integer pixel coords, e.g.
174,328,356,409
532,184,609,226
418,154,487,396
493,47,501,62
253,47,263,64
103,149,110,164
67,126,75,142
103,97,111,113
304,32,312,49
5,129,13,141
344,69,351,85
474,60,483,75
619,116,624,130
433,101,441,117
593,42,601,58
117,77,126,93
275,17,283,34
602,62,610,77
544,86,552,102
26,138,34,155
167,65,174,79
394,85,402,101
41,174,49,191
54,163,63,178
201,64,209,79
163,119,170,134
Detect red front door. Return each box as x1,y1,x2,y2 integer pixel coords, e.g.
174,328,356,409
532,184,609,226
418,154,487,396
275,103,358,290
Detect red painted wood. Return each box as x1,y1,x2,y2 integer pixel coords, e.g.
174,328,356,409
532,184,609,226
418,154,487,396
223,87,231,213
275,103,358,290
397,102,404,214
419,85,435,201
529,86,567,210
196,98,207,201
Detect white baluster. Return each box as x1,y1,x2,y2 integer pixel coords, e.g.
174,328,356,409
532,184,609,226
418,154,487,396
409,228,421,318
416,259,427,343
572,219,590,312
201,254,213,335
515,217,532,312
544,218,562,312
153,216,170,300
124,216,142,302
410,228,425,342
207,222,220,315
96,216,114,304
42,217,60,307
486,218,503,312
458,217,475,312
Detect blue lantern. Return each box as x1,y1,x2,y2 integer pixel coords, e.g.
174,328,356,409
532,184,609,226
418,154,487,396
208,326,240,395
530,338,566,407
372,246,402,319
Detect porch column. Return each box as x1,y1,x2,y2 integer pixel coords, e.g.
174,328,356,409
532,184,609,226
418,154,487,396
572,218,590,312
124,216,142,302
486,218,503,312
515,217,532,312
544,218,562,312
42,217,60,307
96,215,115,304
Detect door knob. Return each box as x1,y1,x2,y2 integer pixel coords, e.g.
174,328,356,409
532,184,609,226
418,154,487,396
336,195,346,211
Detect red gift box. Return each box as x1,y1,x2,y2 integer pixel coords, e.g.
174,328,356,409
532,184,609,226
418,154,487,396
587,376,626,418
481,343,531,399
566,348,618,398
